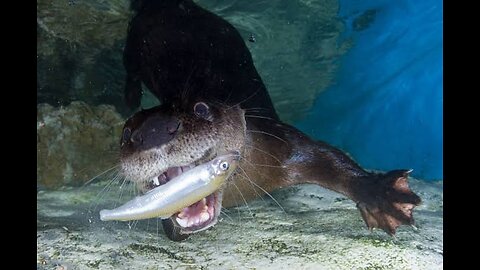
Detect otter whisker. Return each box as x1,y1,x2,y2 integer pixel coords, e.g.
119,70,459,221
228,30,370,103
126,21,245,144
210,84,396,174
132,180,142,197
230,181,254,218
181,61,197,102
92,171,127,212
234,163,266,203
100,172,121,194
156,218,160,242
133,220,139,230
107,171,122,190
237,165,286,216
114,176,132,209
127,220,139,230
220,209,234,222
82,167,122,221
82,164,120,187
225,86,262,110
243,107,270,112
246,129,288,145
88,172,123,213
244,143,283,165
236,151,287,208
222,88,235,105
118,175,130,190
244,114,277,122
105,173,128,205
247,163,285,168
225,187,246,218
237,158,286,209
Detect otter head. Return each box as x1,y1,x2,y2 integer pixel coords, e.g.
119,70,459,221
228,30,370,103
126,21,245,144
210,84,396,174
119,100,246,235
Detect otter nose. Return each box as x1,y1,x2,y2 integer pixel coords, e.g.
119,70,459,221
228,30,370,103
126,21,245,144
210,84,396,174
131,115,180,150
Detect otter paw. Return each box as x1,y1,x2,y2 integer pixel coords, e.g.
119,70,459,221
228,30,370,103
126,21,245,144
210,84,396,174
355,170,421,235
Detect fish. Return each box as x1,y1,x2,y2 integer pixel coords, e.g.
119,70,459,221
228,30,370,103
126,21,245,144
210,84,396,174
99,153,239,221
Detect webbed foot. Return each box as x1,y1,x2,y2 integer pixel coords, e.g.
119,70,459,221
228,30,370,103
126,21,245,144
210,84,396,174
353,170,421,235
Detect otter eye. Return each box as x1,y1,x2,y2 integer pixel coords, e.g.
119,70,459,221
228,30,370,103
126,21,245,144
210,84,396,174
122,128,131,145
219,161,229,171
194,102,211,120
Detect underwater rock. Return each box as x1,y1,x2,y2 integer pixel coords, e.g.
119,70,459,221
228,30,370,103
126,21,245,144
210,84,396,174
37,102,124,189
37,0,132,115
36,0,131,49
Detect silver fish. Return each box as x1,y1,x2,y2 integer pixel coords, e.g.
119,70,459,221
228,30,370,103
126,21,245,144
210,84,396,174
99,153,238,221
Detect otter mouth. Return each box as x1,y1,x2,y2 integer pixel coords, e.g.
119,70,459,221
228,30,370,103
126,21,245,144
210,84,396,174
143,158,223,234
173,190,221,233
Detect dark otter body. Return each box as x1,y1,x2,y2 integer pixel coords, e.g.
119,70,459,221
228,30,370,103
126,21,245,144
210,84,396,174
121,0,421,241
124,0,277,120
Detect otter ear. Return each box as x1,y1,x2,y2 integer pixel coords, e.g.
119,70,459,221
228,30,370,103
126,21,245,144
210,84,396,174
193,102,213,121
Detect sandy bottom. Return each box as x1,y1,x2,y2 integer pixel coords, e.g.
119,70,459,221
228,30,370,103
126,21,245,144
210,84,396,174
37,179,443,270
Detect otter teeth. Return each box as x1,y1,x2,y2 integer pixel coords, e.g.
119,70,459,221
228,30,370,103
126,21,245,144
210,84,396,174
176,212,211,228
200,212,209,221
152,177,160,186
176,218,188,227
175,197,212,228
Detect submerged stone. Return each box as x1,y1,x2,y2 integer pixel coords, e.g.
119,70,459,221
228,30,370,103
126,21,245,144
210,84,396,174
37,101,124,188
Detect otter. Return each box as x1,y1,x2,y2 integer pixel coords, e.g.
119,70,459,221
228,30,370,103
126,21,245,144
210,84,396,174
119,0,421,241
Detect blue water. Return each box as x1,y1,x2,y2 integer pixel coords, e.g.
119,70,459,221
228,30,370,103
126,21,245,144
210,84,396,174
296,0,443,180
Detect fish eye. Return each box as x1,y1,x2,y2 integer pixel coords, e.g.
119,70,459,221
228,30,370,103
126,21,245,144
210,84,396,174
219,161,229,171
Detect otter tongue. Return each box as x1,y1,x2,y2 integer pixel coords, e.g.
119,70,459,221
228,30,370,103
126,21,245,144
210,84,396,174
176,197,211,227
178,198,208,218
166,167,182,179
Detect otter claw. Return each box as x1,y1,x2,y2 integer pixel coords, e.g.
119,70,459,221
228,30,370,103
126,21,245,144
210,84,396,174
354,170,421,236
